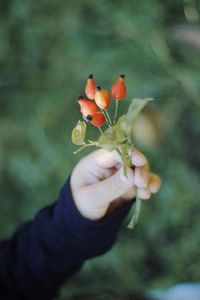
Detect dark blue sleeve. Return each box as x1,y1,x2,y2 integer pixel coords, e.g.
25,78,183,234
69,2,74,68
0,175,133,300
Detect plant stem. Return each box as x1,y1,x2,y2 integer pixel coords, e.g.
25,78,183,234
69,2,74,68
104,110,112,125
73,143,96,154
127,194,142,229
113,100,119,124
98,126,103,134
116,147,122,158
100,108,109,124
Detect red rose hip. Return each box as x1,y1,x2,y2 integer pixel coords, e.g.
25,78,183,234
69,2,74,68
111,74,126,100
87,112,106,127
78,96,98,117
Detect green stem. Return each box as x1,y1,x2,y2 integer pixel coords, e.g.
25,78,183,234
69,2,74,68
104,110,112,125
73,143,96,154
98,126,103,134
127,194,142,229
100,108,109,124
113,100,119,124
116,147,122,158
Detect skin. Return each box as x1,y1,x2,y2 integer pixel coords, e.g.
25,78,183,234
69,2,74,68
70,148,161,220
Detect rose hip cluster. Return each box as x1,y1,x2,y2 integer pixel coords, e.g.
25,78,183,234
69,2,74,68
77,74,126,128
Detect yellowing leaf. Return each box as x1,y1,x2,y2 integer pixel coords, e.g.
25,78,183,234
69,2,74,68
71,120,87,145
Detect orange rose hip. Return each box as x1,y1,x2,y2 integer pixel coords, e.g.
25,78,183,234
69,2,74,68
94,86,110,109
85,74,96,100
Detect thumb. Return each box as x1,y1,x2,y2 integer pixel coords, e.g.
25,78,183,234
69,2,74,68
82,167,135,206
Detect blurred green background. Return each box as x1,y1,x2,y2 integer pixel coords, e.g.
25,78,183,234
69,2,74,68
0,0,200,298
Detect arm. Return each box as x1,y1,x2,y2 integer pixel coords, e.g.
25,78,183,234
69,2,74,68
0,148,160,300
0,177,133,300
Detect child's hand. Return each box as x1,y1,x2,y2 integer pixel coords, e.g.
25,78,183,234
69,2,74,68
70,148,161,220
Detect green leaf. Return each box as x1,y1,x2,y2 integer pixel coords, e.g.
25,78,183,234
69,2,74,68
97,98,154,154
71,120,87,145
127,195,142,229
115,114,129,135
98,125,126,151
126,98,154,143
114,98,154,144
127,98,154,124
118,144,132,176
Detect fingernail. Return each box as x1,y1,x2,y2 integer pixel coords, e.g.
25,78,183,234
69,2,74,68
132,155,147,166
137,188,151,200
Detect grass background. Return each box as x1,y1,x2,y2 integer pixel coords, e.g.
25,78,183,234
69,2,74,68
0,0,200,298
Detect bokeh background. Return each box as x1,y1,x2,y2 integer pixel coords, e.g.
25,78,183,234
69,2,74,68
0,0,200,298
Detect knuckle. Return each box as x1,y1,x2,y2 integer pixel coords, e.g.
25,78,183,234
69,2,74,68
110,174,122,190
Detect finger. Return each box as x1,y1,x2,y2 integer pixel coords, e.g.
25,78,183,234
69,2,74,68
121,186,136,201
81,167,135,206
131,148,147,167
96,147,147,169
149,173,161,193
104,186,136,216
137,188,151,200
96,148,121,168
75,149,120,186
106,198,126,215
134,163,149,189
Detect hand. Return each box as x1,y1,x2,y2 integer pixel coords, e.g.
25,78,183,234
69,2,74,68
70,148,161,220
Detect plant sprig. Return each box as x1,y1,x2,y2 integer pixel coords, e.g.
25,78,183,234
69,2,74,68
71,74,154,229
